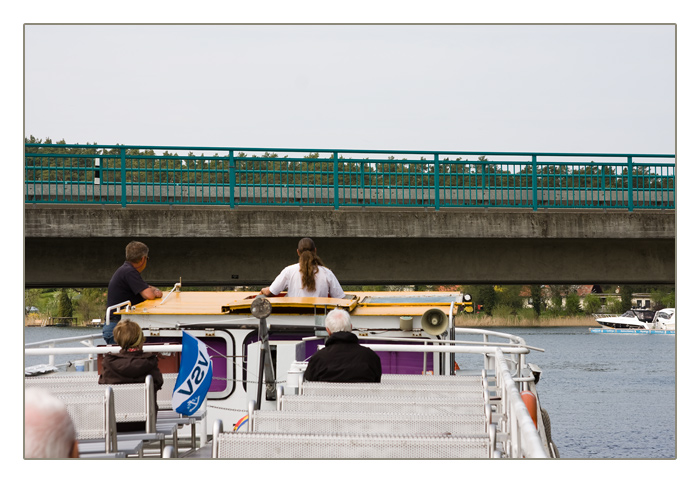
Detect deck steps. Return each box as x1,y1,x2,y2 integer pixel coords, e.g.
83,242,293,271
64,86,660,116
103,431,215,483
251,410,488,434
213,373,498,458
214,432,492,459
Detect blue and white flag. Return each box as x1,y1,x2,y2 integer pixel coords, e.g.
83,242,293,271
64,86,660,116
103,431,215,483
173,332,213,416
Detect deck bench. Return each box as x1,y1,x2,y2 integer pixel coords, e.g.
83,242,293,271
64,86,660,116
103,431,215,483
53,388,144,457
212,422,492,458
249,410,489,435
279,394,489,415
211,372,498,459
300,381,485,399
25,373,207,447
26,375,178,456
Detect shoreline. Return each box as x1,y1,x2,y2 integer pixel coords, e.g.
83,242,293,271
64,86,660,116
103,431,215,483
26,317,598,328
455,315,597,328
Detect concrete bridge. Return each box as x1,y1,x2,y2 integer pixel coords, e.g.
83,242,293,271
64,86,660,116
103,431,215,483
24,205,675,288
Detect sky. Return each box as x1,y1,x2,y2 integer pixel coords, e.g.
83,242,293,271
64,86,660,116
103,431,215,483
23,23,676,155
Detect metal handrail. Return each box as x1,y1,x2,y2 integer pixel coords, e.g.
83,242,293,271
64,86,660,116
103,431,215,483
25,344,183,356
25,143,675,211
24,332,104,348
495,349,548,458
106,301,131,322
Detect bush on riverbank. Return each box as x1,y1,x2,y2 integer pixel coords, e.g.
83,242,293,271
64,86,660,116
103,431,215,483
455,312,595,327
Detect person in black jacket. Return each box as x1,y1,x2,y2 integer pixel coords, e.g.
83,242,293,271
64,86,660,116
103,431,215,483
99,319,164,431
303,309,382,383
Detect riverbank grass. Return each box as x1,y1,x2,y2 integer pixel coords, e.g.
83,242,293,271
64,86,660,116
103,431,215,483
455,313,596,327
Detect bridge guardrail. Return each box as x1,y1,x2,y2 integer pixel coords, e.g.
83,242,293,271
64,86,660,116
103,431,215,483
24,143,675,211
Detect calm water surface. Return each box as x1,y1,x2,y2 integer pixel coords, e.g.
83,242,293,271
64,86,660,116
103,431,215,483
456,327,676,459
24,326,105,369
25,326,676,459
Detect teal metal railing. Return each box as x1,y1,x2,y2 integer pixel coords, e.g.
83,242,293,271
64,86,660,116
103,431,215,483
24,143,675,211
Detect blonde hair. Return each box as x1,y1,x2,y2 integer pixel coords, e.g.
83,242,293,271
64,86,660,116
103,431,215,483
113,319,144,350
298,238,324,292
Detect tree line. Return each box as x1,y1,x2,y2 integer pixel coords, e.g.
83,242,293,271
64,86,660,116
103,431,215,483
460,284,675,319
25,136,674,190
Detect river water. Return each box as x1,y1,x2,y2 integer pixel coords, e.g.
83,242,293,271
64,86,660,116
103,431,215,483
456,327,676,459
24,325,676,459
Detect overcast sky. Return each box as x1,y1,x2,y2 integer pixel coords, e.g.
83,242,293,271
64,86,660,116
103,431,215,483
24,24,675,155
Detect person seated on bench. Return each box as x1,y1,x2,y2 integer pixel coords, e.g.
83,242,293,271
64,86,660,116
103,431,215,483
99,319,164,431
25,387,79,458
303,309,382,383
260,237,344,299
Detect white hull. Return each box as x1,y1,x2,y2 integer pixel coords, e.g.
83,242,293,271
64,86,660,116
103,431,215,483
596,308,675,331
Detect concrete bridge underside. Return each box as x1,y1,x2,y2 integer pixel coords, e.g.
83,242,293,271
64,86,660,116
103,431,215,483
24,206,675,287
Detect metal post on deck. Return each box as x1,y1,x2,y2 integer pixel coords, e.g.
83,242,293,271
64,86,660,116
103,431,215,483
251,295,274,410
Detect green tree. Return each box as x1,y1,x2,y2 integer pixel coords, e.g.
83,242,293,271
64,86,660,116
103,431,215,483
548,285,566,312
73,288,107,324
564,292,582,315
494,285,523,312
583,294,602,315
474,285,497,315
24,289,42,313
530,285,543,316
620,286,633,310
57,289,73,318
651,289,675,310
610,299,625,314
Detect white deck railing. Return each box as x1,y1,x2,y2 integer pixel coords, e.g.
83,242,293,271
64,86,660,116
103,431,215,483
495,349,548,458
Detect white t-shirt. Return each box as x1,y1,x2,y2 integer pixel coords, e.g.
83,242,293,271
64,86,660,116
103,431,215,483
269,263,345,298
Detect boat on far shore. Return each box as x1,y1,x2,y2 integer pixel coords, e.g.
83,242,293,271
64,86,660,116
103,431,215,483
592,308,675,335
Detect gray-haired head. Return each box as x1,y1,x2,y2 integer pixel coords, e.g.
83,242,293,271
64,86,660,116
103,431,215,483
325,308,352,334
125,241,149,263
25,387,78,458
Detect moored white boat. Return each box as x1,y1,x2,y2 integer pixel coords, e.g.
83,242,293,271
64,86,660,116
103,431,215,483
651,308,675,331
25,286,557,459
595,309,657,330
595,307,675,333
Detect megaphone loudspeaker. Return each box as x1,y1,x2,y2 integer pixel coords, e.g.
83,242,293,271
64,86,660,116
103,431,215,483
421,308,449,335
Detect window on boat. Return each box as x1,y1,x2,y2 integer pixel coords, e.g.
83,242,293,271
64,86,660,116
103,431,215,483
657,311,672,319
639,311,655,322
622,311,635,317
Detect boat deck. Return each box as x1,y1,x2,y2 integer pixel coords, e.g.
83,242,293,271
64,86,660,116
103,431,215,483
119,290,466,317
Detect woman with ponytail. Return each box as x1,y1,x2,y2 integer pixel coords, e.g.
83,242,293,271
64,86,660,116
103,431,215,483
261,238,345,298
